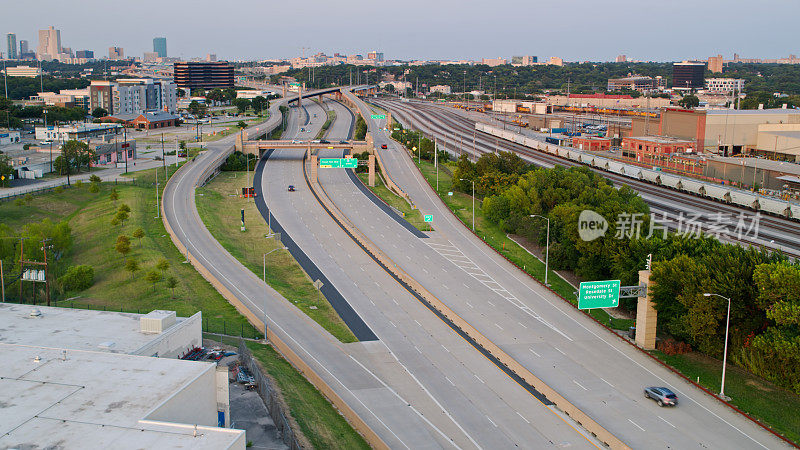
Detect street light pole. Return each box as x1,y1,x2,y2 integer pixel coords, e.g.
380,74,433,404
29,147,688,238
460,178,475,231
703,293,732,399
530,214,550,285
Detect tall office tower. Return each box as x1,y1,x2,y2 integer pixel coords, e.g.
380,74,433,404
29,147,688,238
37,26,61,60
19,39,28,54
672,61,706,89
153,37,167,58
7,33,17,59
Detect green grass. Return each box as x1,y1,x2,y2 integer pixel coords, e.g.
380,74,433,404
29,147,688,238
356,172,428,231
316,110,336,139
0,167,259,337
651,350,800,445
244,340,370,450
196,171,358,343
409,155,634,330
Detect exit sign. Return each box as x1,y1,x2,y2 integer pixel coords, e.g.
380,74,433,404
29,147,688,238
578,280,620,309
371,114,386,120
319,158,357,168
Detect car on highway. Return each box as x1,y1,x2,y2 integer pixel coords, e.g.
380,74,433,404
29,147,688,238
644,387,678,407
339,140,349,144
287,185,295,192
319,139,330,144
381,144,388,149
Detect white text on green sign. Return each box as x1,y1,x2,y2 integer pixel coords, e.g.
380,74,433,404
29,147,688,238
424,215,433,222
319,158,358,168
371,114,386,120
578,280,620,309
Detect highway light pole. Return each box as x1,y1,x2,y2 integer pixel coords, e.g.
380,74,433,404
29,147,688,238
704,293,732,400
529,214,550,286
263,246,287,339
460,178,475,231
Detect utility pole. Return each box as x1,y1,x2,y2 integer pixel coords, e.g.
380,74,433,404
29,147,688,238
124,127,128,174
161,133,167,179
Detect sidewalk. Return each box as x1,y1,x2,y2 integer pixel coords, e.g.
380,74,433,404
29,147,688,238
0,157,183,199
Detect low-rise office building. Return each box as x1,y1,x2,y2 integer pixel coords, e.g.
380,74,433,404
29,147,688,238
572,136,612,152
607,75,665,93
705,78,745,93
173,62,234,89
0,130,21,146
35,123,122,141
106,111,179,129
2,65,41,77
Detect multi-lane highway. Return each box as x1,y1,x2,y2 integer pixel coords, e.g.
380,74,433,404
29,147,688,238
338,92,790,449
374,98,800,257
256,98,602,448
164,86,792,449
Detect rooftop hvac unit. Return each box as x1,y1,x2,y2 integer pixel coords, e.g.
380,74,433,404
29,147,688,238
140,310,177,334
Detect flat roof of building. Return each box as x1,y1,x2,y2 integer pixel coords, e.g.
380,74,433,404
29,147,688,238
627,135,694,144
709,155,800,175
0,303,191,354
706,108,800,116
0,343,243,449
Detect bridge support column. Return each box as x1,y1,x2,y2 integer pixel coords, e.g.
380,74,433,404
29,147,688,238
386,111,392,128
310,154,318,184
235,130,244,153
282,82,286,98
298,86,302,108
635,270,657,350
368,154,376,187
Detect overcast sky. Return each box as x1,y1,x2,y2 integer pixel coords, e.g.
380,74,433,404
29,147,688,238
2,0,797,62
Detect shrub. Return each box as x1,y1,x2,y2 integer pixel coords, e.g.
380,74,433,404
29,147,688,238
53,186,64,194
89,174,101,183
14,198,24,206
59,265,95,291
656,338,692,356
88,182,100,193
75,180,83,187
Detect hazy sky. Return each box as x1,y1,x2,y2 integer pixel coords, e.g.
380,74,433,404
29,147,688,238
2,0,797,62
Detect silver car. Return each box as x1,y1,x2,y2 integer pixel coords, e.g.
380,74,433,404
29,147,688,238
644,386,678,407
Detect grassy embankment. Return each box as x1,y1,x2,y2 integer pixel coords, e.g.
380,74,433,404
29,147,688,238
1,166,257,337
196,171,357,343
316,110,336,139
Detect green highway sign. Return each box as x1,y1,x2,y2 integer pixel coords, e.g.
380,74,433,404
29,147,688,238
371,114,386,120
319,158,358,168
578,280,620,309
424,214,433,222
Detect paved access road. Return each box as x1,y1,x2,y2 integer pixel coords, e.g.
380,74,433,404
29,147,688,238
334,92,791,449
163,92,461,449
257,98,600,449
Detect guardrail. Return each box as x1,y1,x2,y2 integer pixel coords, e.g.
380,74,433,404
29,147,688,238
478,123,800,220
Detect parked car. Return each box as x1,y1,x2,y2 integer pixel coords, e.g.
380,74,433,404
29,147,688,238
381,144,388,149
288,185,295,192
644,387,678,407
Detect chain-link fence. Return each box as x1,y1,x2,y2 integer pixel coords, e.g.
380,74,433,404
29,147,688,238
237,339,302,450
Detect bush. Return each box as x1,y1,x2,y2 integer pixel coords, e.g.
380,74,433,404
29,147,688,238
89,174,101,183
14,198,24,206
75,180,83,187
59,265,94,291
53,186,64,194
88,182,100,193
657,338,692,356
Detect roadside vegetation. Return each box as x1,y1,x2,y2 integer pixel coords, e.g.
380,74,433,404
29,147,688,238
355,172,427,231
196,169,358,343
316,109,336,139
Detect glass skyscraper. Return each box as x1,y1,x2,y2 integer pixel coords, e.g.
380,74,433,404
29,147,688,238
153,37,167,58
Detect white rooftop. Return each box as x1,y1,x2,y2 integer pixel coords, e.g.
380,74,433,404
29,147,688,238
0,343,243,449
0,303,191,355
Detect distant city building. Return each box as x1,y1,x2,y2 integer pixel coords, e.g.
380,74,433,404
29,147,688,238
705,78,745,93
2,65,41,77
37,26,61,60
30,88,90,109
108,46,125,60
607,75,665,93
173,62,234,89
511,55,538,66
708,54,724,73
481,57,507,67
205,53,217,62
75,50,94,59
367,51,384,62
153,37,167,57
616,54,627,63
672,61,705,89
143,51,159,62
19,39,28,54
548,56,564,66
429,85,452,94
18,40,34,59
7,33,17,59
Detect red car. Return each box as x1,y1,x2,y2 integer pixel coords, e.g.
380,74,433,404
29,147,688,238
381,144,388,149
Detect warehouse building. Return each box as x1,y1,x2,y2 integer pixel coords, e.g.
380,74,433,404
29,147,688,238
0,304,242,448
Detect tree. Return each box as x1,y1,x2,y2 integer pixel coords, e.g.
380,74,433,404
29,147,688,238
251,96,268,114
125,258,140,279
109,189,119,205
232,98,251,114
132,227,144,244
187,100,207,117
237,120,247,129
145,269,162,290
678,94,700,108
91,107,108,118
155,258,170,272
59,265,94,291
89,174,101,183
115,235,131,262
118,203,131,213
114,209,129,227
205,89,225,104
88,182,100,193
0,154,13,187
166,276,178,298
